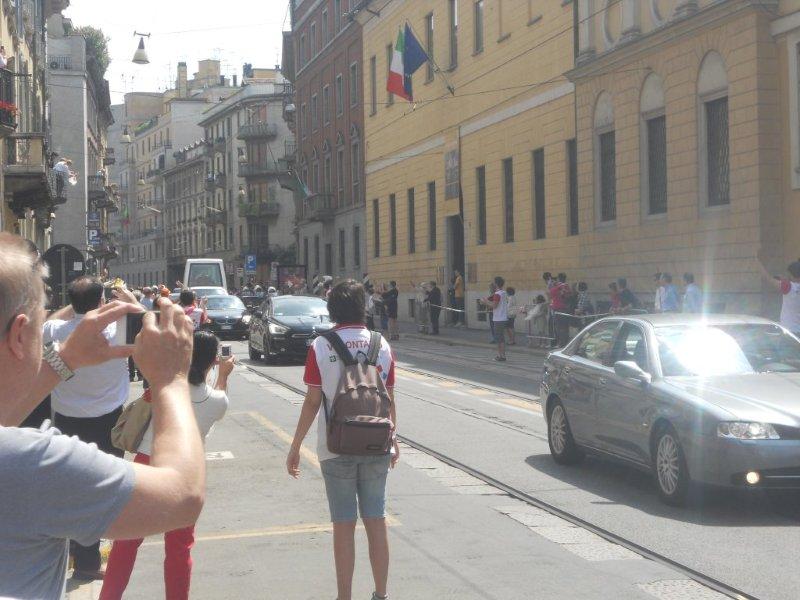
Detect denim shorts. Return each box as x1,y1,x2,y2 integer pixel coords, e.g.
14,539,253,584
320,454,391,522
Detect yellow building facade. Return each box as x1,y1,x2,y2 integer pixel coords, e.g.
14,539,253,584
361,0,800,325
361,0,576,323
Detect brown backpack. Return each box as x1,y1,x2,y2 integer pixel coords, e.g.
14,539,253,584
322,331,394,455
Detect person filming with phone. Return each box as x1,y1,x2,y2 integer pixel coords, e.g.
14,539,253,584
0,232,206,599
41,276,133,580
100,331,231,600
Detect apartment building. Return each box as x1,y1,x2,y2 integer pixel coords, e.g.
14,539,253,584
287,0,366,281
111,60,232,287
47,14,117,273
197,76,297,286
0,0,70,251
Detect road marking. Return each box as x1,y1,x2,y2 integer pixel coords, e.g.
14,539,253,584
141,519,399,547
450,390,472,397
418,381,439,388
205,451,235,461
467,389,492,396
243,410,319,469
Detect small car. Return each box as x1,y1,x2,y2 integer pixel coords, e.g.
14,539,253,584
248,295,333,363
200,295,251,340
540,314,800,505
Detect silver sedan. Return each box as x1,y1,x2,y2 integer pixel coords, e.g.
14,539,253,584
540,314,800,505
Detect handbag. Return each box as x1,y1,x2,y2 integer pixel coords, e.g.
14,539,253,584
111,389,152,453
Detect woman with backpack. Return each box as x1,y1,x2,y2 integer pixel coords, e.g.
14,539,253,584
287,280,399,600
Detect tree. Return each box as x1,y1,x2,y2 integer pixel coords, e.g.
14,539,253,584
73,25,110,93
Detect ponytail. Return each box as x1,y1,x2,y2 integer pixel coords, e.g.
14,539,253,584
189,330,219,385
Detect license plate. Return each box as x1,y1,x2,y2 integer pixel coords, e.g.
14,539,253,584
305,338,313,346
221,325,232,330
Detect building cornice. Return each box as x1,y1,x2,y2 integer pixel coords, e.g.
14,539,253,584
566,0,771,82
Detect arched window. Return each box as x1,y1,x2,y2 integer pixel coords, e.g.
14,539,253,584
594,91,616,224
640,73,667,215
697,51,729,207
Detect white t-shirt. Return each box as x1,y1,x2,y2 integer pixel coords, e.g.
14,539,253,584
303,325,396,462
490,289,509,322
137,382,228,456
43,316,129,418
780,280,800,333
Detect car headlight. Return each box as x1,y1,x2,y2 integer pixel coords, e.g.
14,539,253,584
241,314,251,324
205,318,213,324
268,323,289,335
717,422,780,440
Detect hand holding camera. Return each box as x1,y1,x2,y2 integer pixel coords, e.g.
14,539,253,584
133,300,194,390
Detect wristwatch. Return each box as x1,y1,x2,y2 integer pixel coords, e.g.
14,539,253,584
43,341,75,382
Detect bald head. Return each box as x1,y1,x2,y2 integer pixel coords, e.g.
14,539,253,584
0,233,47,339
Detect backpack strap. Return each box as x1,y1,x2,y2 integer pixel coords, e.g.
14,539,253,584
322,331,357,366
366,331,382,365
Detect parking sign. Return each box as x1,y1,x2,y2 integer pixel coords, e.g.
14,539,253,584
245,254,257,274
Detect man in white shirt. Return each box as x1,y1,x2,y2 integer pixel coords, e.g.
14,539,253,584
484,276,508,362
44,276,130,580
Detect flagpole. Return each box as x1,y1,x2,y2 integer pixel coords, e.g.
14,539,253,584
404,20,455,97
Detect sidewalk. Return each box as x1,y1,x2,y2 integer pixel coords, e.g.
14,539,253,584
397,319,552,357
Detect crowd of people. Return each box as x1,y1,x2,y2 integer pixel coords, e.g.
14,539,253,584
0,232,398,600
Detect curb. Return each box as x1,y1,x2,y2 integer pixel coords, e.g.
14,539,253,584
402,332,551,357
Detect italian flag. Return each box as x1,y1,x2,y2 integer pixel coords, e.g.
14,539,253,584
386,26,428,102
386,29,411,101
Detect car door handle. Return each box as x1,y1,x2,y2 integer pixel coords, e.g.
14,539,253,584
598,378,607,386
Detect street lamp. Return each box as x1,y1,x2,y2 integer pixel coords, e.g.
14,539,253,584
121,125,132,144
132,32,151,65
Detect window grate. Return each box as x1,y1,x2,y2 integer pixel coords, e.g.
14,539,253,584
503,158,514,242
407,188,416,254
567,139,579,235
599,131,616,222
647,115,668,214
476,166,487,245
706,97,729,207
389,193,397,255
533,148,545,239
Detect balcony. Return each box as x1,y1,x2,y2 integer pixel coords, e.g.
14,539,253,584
146,167,163,180
5,133,63,215
204,174,216,192
213,136,226,152
238,199,280,220
237,122,278,140
283,139,296,163
0,69,17,136
88,174,116,208
214,173,227,188
238,160,285,178
302,193,335,222
205,207,227,226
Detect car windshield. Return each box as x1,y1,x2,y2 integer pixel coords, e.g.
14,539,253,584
193,287,226,297
273,297,330,318
206,296,245,310
187,264,223,287
656,324,800,376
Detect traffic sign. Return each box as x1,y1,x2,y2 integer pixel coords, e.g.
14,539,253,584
245,254,257,274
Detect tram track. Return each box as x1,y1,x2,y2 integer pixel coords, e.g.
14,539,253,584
240,361,758,600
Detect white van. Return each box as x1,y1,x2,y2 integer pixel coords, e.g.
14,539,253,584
183,259,226,292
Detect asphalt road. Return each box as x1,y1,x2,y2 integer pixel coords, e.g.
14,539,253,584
239,335,800,600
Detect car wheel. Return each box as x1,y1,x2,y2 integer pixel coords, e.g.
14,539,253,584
547,399,584,465
262,336,276,365
653,424,690,506
248,342,260,361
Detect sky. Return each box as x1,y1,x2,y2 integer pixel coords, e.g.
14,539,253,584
64,0,291,104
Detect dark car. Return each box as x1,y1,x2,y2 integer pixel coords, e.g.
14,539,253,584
201,295,251,340
540,314,800,506
248,295,333,363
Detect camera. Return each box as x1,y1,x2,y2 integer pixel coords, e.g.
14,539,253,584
220,344,232,358
113,311,160,346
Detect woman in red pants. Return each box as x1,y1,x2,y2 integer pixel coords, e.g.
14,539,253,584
100,331,231,600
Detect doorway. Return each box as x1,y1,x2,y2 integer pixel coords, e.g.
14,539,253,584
445,215,465,324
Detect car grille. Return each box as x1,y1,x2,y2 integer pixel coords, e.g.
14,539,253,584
291,333,313,339
214,317,241,325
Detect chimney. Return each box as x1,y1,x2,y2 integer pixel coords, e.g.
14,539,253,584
177,62,188,97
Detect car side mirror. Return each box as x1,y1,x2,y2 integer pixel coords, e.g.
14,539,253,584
614,360,652,385
253,310,262,319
